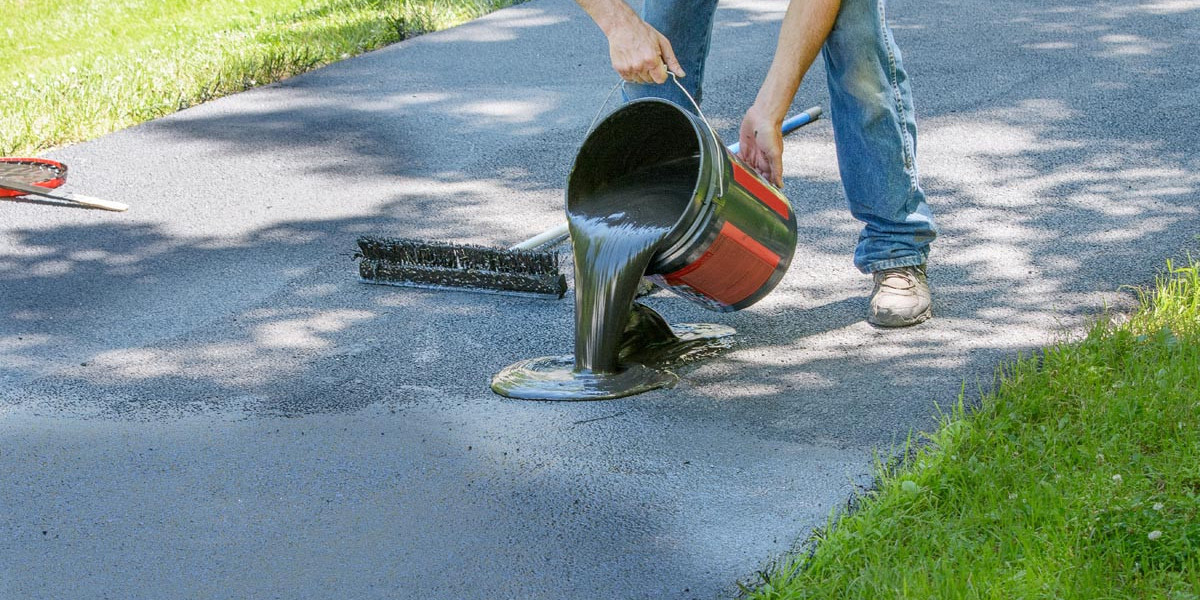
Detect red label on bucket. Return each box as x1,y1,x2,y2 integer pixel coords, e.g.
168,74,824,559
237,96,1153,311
732,162,790,219
664,221,781,307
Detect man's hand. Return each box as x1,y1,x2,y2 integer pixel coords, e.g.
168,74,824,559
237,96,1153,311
606,18,684,84
574,0,683,84
738,104,784,187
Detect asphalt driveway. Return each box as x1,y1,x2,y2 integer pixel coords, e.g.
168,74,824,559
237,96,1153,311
2,0,1198,597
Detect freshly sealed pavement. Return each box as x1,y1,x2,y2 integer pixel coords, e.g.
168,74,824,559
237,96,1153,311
2,0,1198,597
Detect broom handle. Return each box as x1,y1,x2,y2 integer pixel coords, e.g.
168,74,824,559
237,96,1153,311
513,222,571,251
510,105,822,252
0,177,129,212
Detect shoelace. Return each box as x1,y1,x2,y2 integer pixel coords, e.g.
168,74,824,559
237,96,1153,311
877,268,920,293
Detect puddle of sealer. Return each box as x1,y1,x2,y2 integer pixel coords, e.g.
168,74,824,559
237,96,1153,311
491,303,735,401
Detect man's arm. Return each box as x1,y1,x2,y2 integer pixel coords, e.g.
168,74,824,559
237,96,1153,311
738,0,841,187
574,0,684,84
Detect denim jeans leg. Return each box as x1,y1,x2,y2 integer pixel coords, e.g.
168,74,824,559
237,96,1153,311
822,0,937,273
622,0,719,110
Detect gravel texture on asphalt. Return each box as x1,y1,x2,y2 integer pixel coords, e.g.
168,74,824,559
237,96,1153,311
2,0,1198,597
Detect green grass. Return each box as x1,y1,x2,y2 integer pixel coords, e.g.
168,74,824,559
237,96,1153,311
1,0,520,156
748,259,1200,599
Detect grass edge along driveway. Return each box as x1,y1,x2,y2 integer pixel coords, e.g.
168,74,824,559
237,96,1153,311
746,259,1200,599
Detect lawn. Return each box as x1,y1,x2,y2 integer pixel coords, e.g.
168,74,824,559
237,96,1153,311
0,0,520,156
747,260,1200,599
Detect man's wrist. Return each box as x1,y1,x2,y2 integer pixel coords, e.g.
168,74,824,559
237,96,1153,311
590,0,641,37
749,95,787,128
753,53,805,123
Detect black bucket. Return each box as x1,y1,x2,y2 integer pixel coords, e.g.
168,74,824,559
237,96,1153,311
567,98,798,312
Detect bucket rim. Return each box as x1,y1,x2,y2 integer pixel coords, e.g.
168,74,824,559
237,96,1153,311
566,97,725,258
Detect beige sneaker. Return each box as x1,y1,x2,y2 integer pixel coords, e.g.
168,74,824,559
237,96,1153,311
868,265,932,327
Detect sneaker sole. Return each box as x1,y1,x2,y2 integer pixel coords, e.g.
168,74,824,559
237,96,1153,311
867,306,932,328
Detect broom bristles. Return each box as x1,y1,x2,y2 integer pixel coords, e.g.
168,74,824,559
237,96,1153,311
355,236,568,298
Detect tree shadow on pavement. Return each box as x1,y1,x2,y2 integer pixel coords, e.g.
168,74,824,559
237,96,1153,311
1,0,1199,597
3,0,1198,432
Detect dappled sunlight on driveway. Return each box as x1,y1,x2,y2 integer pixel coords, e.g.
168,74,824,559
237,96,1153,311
425,6,568,43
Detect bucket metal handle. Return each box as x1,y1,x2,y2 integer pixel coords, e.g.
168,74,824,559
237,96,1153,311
584,80,626,137
664,72,724,194
583,73,726,194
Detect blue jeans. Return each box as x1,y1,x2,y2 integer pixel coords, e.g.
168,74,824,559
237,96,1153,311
625,0,937,273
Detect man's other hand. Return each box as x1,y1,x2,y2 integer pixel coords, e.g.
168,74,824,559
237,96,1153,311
738,105,784,187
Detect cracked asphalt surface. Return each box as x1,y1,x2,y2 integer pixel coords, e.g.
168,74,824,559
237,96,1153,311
2,0,1198,597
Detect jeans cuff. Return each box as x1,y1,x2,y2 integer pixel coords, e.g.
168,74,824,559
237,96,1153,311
863,255,927,274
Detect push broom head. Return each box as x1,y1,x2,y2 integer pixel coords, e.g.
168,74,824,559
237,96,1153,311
356,235,568,298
